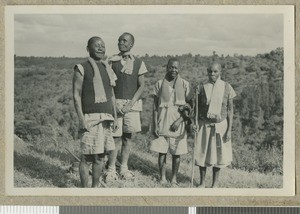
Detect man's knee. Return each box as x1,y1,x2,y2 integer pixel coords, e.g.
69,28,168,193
159,153,167,157
122,132,132,140
81,154,91,163
213,166,220,171
93,153,105,164
113,137,122,146
173,155,180,159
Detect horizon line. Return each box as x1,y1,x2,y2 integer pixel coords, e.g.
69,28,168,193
14,48,283,59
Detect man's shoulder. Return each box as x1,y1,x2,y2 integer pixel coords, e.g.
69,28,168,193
133,56,143,64
195,82,205,92
75,60,89,67
153,79,164,89
224,81,235,93
74,61,90,76
181,78,190,85
156,79,164,84
224,81,233,87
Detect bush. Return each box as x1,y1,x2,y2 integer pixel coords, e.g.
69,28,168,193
232,143,283,174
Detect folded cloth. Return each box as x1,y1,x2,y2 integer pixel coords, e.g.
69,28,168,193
109,52,134,75
88,57,117,104
203,77,225,120
158,75,186,107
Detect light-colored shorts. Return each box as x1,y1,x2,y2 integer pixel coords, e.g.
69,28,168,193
112,111,141,137
80,113,115,155
150,135,188,155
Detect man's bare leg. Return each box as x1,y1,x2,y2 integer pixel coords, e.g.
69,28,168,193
158,153,167,183
211,167,220,188
91,153,105,188
107,138,120,170
198,166,207,188
120,133,134,178
171,155,180,185
120,133,132,165
79,154,90,188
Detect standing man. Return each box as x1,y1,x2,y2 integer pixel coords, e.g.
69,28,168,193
193,62,236,188
150,58,192,186
73,36,118,187
106,32,148,180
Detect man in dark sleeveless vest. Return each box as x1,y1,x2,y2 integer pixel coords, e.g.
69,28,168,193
105,32,148,180
73,36,118,187
193,62,236,188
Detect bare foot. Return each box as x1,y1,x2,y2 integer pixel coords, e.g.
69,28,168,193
211,183,219,188
171,182,179,188
159,179,168,185
198,183,206,188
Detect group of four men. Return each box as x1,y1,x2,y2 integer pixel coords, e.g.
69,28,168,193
73,32,236,188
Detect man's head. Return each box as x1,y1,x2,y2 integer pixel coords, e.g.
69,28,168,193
166,58,180,80
86,36,106,60
207,62,222,83
118,32,134,53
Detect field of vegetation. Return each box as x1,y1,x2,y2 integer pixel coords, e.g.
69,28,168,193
14,48,284,188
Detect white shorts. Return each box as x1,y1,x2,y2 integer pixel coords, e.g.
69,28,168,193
150,135,188,155
112,111,142,137
80,113,115,154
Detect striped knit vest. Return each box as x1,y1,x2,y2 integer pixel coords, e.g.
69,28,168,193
112,58,142,100
81,61,113,114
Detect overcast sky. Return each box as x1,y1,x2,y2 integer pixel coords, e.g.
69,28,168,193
14,14,283,57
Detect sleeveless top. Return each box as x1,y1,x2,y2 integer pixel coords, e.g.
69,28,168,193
112,58,142,100
79,61,113,114
197,82,236,123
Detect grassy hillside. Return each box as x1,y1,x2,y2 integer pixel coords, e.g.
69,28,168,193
14,135,282,188
14,48,284,188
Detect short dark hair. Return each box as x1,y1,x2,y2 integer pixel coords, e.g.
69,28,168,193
122,32,135,45
167,57,179,67
87,36,102,47
207,62,222,72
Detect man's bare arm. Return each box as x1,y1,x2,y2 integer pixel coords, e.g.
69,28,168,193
153,96,159,136
224,98,234,142
73,68,86,131
130,74,145,105
111,89,117,119
122,74,145,113
227,98,234,131
111,89,119,132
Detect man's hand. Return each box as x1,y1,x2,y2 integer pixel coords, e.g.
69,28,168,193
192,124,199,133
153,123,159,137
223,130,231,143
78,119,88,136
121,103,133,114
170,119,182,132
112,118,119,133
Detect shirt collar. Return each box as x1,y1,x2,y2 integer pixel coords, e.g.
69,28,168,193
119,52,134,60
209,76,221,85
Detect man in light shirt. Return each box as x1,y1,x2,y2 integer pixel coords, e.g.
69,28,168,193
105,32,148,181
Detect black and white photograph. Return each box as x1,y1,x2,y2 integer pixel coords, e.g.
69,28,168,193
5,5,295,196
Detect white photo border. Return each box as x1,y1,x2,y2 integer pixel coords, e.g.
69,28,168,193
5,5,295,196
